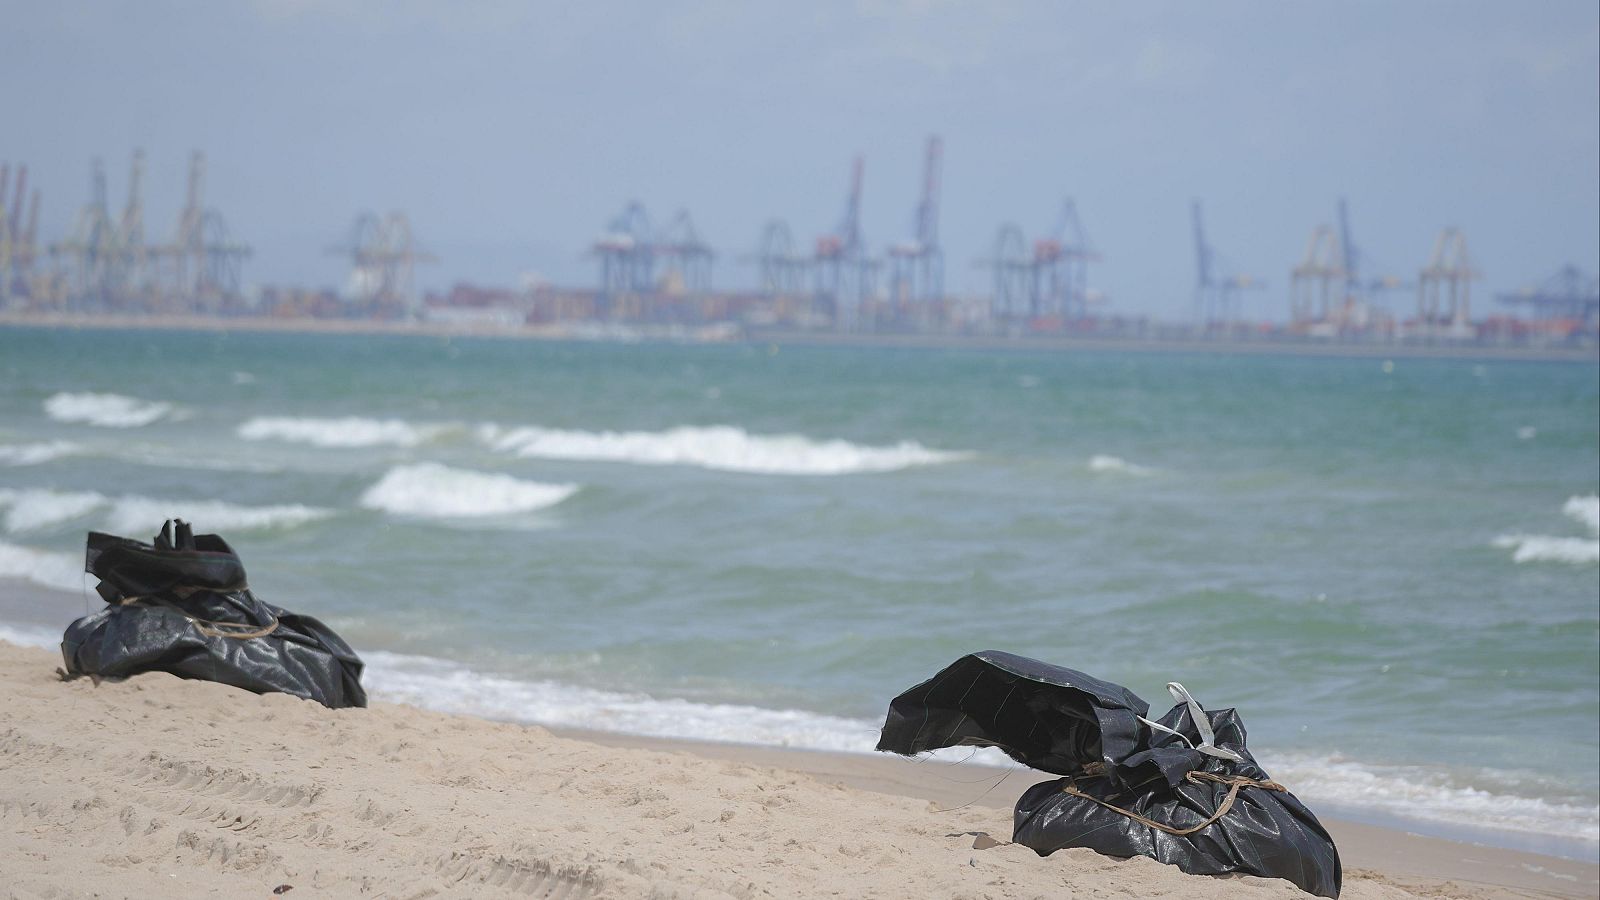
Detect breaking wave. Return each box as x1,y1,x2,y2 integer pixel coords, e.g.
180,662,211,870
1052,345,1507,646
0,621,62,650
43,392,175,428
0,441,82,466
1494,494,1600,565
1088,454,1154,476
479,424,967,475
0,541,85,594
1258,752,1599,847
1563,494,1600,535
238,416,448,448
362,650,879,753
359,463,578,519
0,488,331,536
0,489,105,533
101,497,330,535
1492,535,1600,565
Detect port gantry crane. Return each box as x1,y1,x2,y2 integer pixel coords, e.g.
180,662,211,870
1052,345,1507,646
1192,200,1265,331
114,149,148,306
591,202,714,319
1289,199,1413,333
331,211,434,319
44,152,249,313
1415,227,1477,334
592,200,654,302
0,164,32,303
983,198,1100,328
887,135,944,311
812,155,878,330
49,159,119,308
982,223,1033,321
159,152,251,312
654,209,714,297
1334,198,1410,326
1496,265,1599,329
1289,224,1344,328
754,219,808,298
1032,198,1099,322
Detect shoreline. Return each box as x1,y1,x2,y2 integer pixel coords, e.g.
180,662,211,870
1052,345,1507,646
0,637,1595,898
3,573,1600,864
3,311,1596,364
0,577,1596,870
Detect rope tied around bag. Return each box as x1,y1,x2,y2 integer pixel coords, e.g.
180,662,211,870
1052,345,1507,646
116,591,279,641
1062,766,1287,837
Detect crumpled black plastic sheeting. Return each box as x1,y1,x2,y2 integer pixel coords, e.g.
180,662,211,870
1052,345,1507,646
877,651,1340,898
62,521,367,709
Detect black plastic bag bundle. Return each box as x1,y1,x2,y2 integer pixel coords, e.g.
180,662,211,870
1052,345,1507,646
61,520,367,709
877,651,1340,898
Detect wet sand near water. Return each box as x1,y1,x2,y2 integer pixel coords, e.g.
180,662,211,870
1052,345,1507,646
1,639,1594,899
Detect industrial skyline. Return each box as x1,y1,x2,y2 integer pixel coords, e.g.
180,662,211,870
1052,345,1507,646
2,2,1595,323
4,143,1594,341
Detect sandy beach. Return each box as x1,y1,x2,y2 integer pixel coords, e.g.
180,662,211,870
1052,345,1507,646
1,640,1593,899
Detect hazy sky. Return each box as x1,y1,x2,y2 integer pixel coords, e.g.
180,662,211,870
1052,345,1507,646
5,1,1597,320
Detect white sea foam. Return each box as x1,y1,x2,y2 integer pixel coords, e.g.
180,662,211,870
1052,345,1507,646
1563,494,1600,535
362,650,881,752
360,648,1598,846
0,489,330,536
360,463,578,519
1492,534,1600,565
0,489,106,533
0,541,85,593
1494,494,1600,565
480,424,966,475
238,416,447,448
43,392,174,428
1088,454,1154,476
1258,752,1600,846
0,441,82,466
99,497,331,536
0,621,62,650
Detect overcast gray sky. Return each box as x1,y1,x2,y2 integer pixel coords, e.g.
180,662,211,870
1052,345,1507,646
4,1,1597,320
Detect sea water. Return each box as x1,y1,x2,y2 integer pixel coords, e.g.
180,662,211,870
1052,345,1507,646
1,327,1595,857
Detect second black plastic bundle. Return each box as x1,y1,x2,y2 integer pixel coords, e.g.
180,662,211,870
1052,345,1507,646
877,651,1340,898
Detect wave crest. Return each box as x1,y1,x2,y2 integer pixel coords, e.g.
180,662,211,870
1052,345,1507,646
360,463,578,519
0,489,330,536
1260,752,1599,845
102,498,330,536
44,392,174,428
1493,534,1600,565
0,489,105,533
0,441,82,466
1494,494,1600,565
362,650,877,753
480,424,966,475
1088,454,1154,476
0,541,85,593
238,416,446,448
1563,494,1599,535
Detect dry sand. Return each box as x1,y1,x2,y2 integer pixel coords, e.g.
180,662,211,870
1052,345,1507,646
1,640,1594,899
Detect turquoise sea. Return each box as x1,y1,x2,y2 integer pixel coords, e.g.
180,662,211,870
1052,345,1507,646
1,327,1596,858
